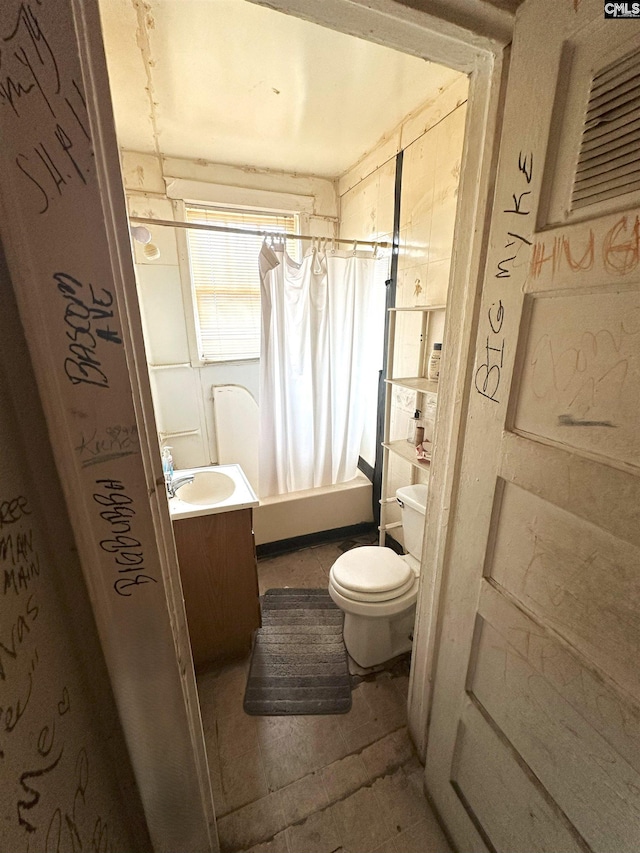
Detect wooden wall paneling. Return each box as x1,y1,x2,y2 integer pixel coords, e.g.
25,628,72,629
451,699,587,853
471,588,640,851
487,480,640,699
513,290,640,467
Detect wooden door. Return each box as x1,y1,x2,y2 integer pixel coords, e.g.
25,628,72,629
426,1,640,851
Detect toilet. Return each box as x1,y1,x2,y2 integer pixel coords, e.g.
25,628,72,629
328,483,428,668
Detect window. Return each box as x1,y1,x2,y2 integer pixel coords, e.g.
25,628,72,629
185,204,298,362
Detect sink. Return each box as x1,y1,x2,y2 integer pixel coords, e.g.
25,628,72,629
175,470,235,506
168,463,259,520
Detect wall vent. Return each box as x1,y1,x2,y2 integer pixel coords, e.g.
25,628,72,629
572,50,640,211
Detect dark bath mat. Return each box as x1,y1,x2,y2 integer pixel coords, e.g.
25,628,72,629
243,588,352,715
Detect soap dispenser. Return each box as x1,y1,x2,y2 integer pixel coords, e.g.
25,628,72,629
161,446,174,493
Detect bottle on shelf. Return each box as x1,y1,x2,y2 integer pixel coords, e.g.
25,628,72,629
407,409,422,444
427,342,442,381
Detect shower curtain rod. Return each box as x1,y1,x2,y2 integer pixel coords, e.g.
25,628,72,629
129,216,393,250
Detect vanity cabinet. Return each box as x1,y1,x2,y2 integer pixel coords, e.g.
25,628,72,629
172,508,261,669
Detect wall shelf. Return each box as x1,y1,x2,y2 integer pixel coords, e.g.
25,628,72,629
383,440,432,470
385,376,439,394
389,305,446,313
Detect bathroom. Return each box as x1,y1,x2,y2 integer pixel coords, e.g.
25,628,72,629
100,1,467,848
6,1,635,850
101,0,467,534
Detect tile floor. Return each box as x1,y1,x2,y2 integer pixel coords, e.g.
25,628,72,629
197,535,452,853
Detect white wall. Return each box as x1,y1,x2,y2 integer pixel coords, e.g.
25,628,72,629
388,96,468,530
338,74,469,533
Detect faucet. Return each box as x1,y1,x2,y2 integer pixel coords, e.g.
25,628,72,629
161,446,195,498
167,472,195,498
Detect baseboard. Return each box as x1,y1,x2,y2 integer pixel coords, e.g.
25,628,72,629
256,522,377,558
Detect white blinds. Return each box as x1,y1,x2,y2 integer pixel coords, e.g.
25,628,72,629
185,204,297,361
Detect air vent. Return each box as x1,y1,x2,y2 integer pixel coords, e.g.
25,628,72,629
572,50,640,210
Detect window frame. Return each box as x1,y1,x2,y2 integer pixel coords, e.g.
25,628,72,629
172,189,312,368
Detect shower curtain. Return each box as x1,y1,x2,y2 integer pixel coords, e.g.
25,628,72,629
259,241,385,497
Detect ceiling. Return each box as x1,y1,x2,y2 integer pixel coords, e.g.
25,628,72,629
98,0,465,178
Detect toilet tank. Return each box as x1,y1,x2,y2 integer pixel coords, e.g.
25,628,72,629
396,483,428,560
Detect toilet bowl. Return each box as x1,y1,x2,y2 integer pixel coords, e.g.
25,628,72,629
328,483,428,668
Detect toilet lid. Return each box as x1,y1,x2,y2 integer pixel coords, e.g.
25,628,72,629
331,546,412,594
330,571,416,603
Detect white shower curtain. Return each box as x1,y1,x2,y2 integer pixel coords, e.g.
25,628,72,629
259,241,385,497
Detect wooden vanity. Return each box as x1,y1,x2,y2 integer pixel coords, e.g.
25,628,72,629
172,507,261,669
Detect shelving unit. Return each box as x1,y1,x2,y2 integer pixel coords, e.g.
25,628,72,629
385,377,440,395
383,439,432,468
379,305,445,546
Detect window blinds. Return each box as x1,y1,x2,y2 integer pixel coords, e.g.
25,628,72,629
185,204,297,361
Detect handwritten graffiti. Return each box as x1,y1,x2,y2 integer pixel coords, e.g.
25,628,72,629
17,748,64,833
474,301,505,403
530,322,637,419
0,496,31,529
475,152,535,404
495,153,533,282
0,594,38,682
1,4,93,214
603,216,640,275
75,424,140,468
530,216,640,280
2,528,40,598
0,484,128,848
15,680,73,836
54,272,122,389
44,745,120,853
93,479,157,597
0,649,39,754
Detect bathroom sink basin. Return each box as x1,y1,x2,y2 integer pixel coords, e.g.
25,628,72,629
168,463,259,520
176,470,235,506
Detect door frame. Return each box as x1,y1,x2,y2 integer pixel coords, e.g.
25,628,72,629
61,0,510,845
248,0,511,757
407,46,508,757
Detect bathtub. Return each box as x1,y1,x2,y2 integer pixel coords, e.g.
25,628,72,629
253,470,373,546
212,384,374,546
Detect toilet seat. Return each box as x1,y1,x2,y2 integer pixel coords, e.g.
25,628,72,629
330,546,414,603
330,572,416,603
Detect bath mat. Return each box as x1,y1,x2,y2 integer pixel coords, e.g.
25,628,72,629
243,588,352,715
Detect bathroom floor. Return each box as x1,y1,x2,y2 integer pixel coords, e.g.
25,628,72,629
197,534,452,853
